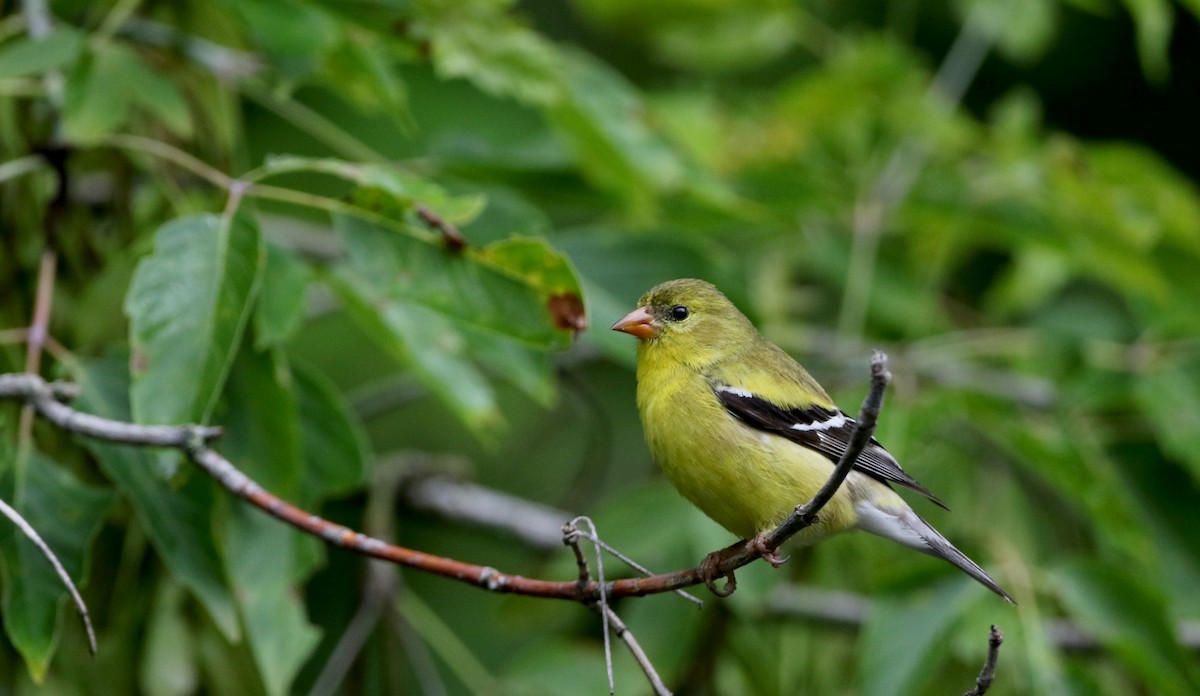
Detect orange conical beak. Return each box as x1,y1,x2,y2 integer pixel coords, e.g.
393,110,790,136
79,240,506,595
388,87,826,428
611,306,657,339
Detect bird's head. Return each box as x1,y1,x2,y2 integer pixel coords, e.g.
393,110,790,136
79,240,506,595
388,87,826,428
611,278,755,367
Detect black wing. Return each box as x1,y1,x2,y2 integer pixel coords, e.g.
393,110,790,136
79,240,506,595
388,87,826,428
712,384,948,509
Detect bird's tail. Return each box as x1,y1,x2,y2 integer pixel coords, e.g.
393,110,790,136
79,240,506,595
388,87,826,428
854,502,1015,604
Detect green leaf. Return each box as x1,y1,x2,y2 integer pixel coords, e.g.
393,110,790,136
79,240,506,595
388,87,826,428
218,345,302,496
321,27,411,121
126,213,265,425
226,505,321,696
221,0,340,80
328,213,582,432
1121,0,1173,83
1134,354,1200,485
74,358,240,639
0,452,112,681
63,49,131,143
0,27,84,79
546,51,685,215
217,347,319,696
62,42,191,142
328,268,500,433
858,580,978,696
138,582,200,696
1053,558,1200,694
254,243,311,349
292,359,368,502
417,0,564,106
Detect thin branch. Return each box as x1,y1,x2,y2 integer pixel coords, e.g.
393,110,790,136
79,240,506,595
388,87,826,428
565,517,614,693
964,625,1003,696
0,353,886,604
600,605,672,696
0,498,96,655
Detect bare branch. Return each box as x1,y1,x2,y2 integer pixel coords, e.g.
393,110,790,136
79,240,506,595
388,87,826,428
0,353,888,606
964,625,1004,696
0,498,96,656
0,374,222,446
600,605,672,696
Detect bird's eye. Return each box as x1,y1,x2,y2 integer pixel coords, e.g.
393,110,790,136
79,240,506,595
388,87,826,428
669,305,690,321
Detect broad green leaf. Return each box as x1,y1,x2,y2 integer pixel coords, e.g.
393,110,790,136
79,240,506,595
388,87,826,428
858,580,978,696
139,582,200,696
328,213,582,431
62,42,191,142
0,27,84,79
253,243,311,349
218,345,302,496
329,268,499,433
321,27,411,120
63,49,130,143
547,51,685,215
1121,0,1173,83
221,0,340,80
1133,355,1200,485
74,358,240,639
416,0,563,106
126,213,265,425
292,359,368,502
0,452,112,681
226,505,321,696
1053,559,1200,694
218,347,319,696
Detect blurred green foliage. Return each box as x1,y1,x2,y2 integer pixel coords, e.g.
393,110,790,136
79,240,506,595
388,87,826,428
2,0,1200,694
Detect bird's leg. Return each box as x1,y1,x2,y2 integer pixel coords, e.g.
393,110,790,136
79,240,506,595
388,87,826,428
699,549,737,597
750,531,788,568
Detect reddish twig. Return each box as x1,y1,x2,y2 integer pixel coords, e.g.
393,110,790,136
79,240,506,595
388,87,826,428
1,355,887,604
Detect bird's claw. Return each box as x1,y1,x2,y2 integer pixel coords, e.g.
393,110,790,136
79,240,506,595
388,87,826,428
699,550,737,597
751,532,789,568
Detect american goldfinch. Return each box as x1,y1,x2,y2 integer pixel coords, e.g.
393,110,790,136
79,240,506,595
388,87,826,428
612,278,1013,602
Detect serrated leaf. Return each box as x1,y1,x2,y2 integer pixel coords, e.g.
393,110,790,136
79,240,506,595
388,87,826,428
74,358,240,639
1053,558,1200,694
126,213,264,425
0,27,84,79
0,452,112,681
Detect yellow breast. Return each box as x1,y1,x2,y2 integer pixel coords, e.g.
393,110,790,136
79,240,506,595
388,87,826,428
636,352,859,541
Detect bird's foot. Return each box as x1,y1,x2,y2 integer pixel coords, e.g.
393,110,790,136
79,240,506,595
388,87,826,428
699,550,737,597
751,532,788,568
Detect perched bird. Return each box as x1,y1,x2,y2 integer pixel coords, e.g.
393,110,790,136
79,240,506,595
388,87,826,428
612,278,1013,602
